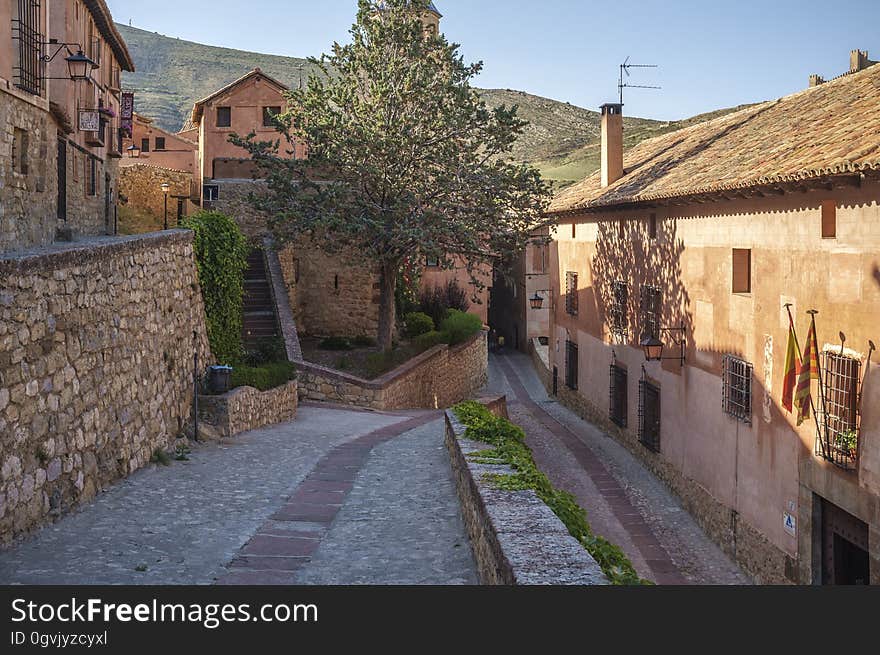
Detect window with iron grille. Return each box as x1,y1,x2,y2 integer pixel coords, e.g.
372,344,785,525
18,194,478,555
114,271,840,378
609,363,628,427
86,158,97,196
565,272,578,315
641,285,661,339
12,0,43,96
638,379,661,452
817,352,861,470
565,340,578,390
609,280,627,339
722,355,753,425
155,137,166,151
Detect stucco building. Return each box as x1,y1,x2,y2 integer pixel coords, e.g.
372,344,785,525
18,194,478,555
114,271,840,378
1,0,134,253
543,53,880,584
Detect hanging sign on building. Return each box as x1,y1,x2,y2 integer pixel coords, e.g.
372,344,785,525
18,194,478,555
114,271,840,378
120,92,135,135
78,109,101,132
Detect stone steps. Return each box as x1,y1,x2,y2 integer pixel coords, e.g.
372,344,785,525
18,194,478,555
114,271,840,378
242,248,280,347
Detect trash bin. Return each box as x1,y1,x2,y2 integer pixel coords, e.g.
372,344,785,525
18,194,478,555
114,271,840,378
208,365,233,394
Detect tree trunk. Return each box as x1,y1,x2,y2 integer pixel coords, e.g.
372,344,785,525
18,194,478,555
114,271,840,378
377,261,397,352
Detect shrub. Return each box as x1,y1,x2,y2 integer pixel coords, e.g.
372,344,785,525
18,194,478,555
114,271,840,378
242,337,286,366
319,336,353,351
351,335,378,347
365,350,410,379
181,211,249,365
453,401,649,586
439,309,483,345
418,279,471,328
413,330,446,352
230,361,297,391
403,312,435,338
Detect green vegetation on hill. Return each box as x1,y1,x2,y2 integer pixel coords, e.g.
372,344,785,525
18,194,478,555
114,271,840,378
117,23,755,187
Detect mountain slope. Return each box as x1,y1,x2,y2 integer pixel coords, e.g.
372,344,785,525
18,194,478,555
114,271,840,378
117,24,754,186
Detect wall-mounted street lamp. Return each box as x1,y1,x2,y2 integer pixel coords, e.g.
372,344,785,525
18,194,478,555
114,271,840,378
41,41,99,82
530,289,552,310
161,182,171,230
640,325,686,367
126,144,141,158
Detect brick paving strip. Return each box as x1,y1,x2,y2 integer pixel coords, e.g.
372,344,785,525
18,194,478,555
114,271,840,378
216,412,443,585
494,355,688,584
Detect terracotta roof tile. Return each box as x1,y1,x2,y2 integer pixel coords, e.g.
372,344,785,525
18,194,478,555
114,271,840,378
548,62,880,214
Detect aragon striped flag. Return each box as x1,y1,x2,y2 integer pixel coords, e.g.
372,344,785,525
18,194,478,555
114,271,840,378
794,317,820,426
781,322,800,413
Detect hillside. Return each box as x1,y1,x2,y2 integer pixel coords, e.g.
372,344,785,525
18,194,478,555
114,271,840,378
117,24,753,186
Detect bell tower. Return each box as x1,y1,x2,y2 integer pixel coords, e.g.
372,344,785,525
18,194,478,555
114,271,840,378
423,2,442,37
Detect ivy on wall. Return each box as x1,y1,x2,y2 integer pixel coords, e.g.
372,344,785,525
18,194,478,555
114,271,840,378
181,210,249,364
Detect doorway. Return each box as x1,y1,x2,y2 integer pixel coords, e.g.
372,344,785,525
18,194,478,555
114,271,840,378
821,498,870,585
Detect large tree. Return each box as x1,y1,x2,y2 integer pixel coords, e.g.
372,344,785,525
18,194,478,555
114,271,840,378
234,0,550,350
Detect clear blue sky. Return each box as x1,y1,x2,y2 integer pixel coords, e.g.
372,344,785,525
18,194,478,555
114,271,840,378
106,0,879,121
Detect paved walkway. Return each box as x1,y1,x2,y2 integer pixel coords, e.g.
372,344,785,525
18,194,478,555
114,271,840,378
487,351,750,585
0,405,477,585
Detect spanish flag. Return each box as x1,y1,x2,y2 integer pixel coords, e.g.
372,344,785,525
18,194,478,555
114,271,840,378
781,322,800,413
794,317,820,426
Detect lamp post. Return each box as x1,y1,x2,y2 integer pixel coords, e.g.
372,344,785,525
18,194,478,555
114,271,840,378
40,42,98,82
161,182,170,230
640,325,686,367
529,289,552,311
126,144,141,158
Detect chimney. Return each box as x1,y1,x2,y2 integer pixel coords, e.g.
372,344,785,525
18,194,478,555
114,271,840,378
600,103,624,188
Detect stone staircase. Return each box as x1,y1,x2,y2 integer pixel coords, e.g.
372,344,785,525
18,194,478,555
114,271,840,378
242,248,280,348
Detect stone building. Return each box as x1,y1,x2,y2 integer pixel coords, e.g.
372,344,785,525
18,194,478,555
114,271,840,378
0,0,135,254
544,55,880,584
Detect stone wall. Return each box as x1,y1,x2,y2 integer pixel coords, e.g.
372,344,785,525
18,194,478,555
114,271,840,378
118,164,197,225
197,380,298,438
0,231,211,543
59,141,117,240
444,402,608,585
0,89,56,254
298,331,488,410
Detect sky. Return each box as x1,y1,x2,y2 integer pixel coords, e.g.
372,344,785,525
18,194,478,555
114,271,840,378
105,0,880,121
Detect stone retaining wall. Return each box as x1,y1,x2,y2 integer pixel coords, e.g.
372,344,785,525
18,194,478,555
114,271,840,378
444,400,608,585
297,331,488,410
0,231,211,543
198,380,298,438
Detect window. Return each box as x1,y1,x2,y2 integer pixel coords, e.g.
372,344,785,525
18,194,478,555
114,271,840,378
638,379,661,452
609,280,627,339
722,355,753,425
732,249,751,293
821,200,837,239
640,285,661,339
12,128,29,175
203,184,220,202
610,363,628,427
572,223,576,239
565,340,578,390
12,0,43,96
263,106,281,127
141,138,150,153
217,107,231,128
155,137,166,151
531,241,546,274
818,352,861,470
86,158,97,196
425,256,439,268
565,272,578,315
648,213,658,239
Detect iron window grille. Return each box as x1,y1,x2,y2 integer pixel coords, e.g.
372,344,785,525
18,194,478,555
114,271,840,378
641,285,661,339
565,272,579,316
565,340,578,390
12,0,44,96
816,352,861,471
86,158,97,196
722,355,753,425
609,360,628,427
638,377,661,452
609,280,628,339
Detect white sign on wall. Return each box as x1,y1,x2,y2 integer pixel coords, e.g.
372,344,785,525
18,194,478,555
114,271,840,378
783,512,797,537
78,110,100,132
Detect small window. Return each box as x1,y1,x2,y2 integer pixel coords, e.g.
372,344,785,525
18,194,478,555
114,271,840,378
640,285,661,339
12,128,29,175
203,184,219,202
565,340,578,390
425,256,439,268
531,241,546,274
141,138,150,153
572,223,576,239
609,280,628,338
155,137,166,151
821,200,836,239
86,158,97,196
732,249,751,294
565,272,578,315
648,213,657,239
722,355,753,425
610,363,628,427
217,107,231,128
263,106,281,127
638,379,661,452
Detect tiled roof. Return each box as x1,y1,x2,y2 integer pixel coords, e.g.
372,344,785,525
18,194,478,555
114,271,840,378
190,69,289,125
548,62,880,214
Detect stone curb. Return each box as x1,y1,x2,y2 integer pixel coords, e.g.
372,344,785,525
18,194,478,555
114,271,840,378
444,401,609,586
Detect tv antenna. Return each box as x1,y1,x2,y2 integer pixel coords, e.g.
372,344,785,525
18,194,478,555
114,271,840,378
618,56,661,105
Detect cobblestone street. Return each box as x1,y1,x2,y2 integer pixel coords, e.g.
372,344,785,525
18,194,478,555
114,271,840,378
487,351,750,585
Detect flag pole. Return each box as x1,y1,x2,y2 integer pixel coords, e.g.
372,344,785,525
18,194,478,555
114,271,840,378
806,309,831,459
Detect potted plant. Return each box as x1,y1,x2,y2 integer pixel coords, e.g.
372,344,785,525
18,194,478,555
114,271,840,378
834,429,858,459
